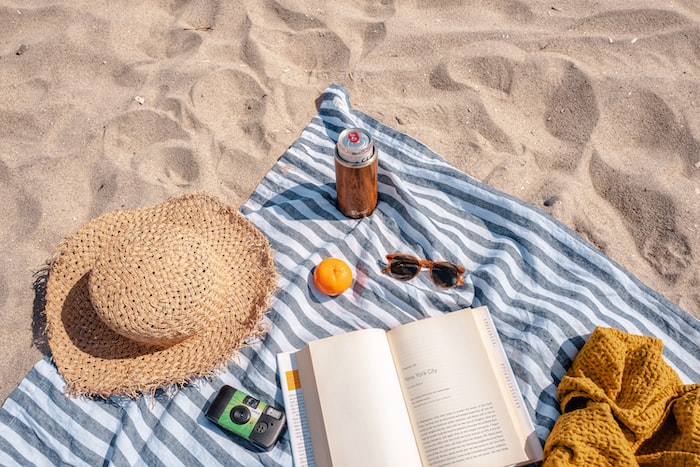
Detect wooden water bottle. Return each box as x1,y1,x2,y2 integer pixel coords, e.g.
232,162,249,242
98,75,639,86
334,128,378,218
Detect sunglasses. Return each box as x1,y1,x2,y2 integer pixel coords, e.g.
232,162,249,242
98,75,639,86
381,254,465,288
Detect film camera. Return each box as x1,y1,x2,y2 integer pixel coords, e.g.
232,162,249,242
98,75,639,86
205,385,286,450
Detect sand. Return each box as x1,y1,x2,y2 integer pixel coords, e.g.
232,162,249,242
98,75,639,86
1,1,698,404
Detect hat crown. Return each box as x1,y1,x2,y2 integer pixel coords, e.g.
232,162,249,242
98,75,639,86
89,227,227,346
45,193,277,397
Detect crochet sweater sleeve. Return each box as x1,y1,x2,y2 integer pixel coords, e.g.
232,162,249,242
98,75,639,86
542,327,700,467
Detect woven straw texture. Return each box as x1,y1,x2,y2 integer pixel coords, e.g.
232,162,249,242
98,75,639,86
543,327,700,466
44,193,277,398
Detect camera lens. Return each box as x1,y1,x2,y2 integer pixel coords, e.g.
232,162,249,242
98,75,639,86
230,405,251,424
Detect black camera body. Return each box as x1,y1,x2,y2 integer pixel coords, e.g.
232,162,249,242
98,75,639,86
205,385,286,450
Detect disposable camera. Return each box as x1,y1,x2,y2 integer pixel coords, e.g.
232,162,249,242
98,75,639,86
205,385,286,450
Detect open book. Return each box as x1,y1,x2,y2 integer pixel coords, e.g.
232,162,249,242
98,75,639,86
277,306,543,467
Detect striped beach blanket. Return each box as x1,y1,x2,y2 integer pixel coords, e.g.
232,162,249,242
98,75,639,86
1,85,698,466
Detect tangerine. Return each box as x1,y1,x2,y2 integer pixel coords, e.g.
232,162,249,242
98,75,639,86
313,258,353,296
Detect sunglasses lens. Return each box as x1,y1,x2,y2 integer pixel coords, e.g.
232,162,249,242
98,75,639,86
431,263,460,288
388,255,421,280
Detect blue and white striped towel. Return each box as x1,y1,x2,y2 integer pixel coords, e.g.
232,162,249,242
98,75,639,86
1,85,698,466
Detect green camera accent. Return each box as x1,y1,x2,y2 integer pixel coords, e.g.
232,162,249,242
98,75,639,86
206,385,286,450
216,389,268,439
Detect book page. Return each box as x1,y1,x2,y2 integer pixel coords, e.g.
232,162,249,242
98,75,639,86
297,328,423,467
276,351,316,467
475,308,544,463
387,307,537,467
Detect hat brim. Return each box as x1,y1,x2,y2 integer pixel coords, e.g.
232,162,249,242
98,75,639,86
45,193,277,398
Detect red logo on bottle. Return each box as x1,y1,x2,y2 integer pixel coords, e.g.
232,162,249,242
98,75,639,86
348,131,360,143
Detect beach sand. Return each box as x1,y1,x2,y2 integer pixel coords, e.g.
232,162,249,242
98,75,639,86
1,1,698,403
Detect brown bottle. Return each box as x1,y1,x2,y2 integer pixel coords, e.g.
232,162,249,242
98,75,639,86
334,128,378,218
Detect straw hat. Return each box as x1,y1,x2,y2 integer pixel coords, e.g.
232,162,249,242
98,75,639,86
45,193,277,398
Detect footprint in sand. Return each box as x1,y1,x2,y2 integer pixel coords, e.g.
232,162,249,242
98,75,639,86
190,68,273,194
0,77,52,150
140,24,203,60
103,109,190,165
102,60,277,200
362,21,386,57
0,161,42,243
589,152,691,283
247,2,357,77
135,144,200,189
243,1,391,87
191,68,270,154
428,57,514,154
594,87,700,175
171,0,219,30
138,0,223,59
102,108,198,193
589,87,696,283
431,46,599,172
430,44,693,285
255,27,351,75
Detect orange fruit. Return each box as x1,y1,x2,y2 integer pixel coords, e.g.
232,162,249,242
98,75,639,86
313,258,353,296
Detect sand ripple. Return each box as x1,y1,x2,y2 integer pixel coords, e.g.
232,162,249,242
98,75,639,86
1,0,699,402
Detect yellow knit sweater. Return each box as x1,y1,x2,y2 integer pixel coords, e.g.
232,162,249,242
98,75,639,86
543,327,699,466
